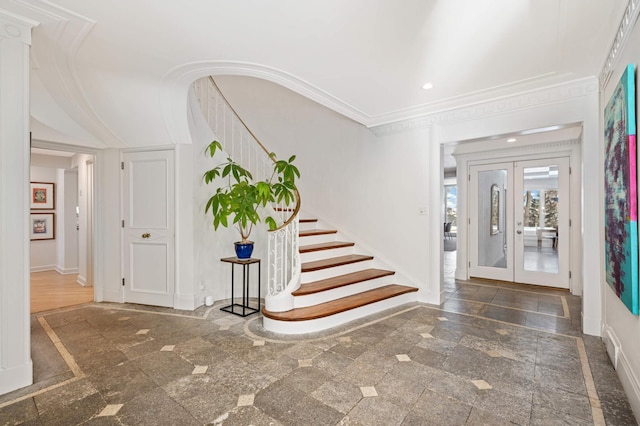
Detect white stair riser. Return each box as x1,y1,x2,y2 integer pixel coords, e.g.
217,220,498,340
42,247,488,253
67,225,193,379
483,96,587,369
300,246,355,263
299,221,319,232
299,233,338,246
293,276,396,308
263,292,418,334
301,260,376,283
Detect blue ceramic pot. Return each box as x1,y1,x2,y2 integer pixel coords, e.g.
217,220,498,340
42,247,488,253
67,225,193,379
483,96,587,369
234,241,254,260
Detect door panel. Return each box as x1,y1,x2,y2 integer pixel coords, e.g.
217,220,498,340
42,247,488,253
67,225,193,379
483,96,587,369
513,158,569,288
469,157,569,289
123,150,175,307
469,163,514,282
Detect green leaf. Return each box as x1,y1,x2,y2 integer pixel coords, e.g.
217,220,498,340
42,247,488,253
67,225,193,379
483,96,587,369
265,216,277,231
206,140,222,158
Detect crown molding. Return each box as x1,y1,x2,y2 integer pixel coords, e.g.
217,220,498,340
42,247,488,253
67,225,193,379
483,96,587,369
0,9,38,44
452,138,580,163
599,0,640,90
162,60,371,125
370,77,598,137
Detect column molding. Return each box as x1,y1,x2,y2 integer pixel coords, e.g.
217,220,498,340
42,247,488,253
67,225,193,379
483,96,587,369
0,9,37,395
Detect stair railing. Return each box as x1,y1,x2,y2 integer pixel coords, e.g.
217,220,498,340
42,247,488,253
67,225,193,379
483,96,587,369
193,76,300,312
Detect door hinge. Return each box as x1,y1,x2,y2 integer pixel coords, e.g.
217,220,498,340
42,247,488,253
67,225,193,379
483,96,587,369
469,261,471,267
569,219,571,227
569,271,572,279
122,220,125,228
122,278,125,286
468,175,471,181
468,218,471,225
569,167,572,175
121,161,124,170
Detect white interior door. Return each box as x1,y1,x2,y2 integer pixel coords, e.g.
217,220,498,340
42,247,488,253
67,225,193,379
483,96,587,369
469,157,570,288
122,150,175,307
513,158,570,288
469,163,514,282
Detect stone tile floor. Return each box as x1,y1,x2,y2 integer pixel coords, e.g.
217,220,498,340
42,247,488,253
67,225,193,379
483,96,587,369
0,278,637,425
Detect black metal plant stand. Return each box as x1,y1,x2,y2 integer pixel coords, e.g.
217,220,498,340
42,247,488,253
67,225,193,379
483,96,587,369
219,257,261,317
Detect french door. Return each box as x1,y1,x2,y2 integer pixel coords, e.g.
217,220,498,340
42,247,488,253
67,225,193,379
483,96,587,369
469,157,570,288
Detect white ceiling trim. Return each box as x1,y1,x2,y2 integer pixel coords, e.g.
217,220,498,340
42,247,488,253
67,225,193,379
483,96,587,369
600,0,640,89
370,77,598,137
161,60,371,128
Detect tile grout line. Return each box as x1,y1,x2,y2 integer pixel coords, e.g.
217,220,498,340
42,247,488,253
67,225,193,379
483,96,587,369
576,338,606,425
453,280,571,297
243,303,583,345
450,297,570,319
561,296,571,319
37,316,84,377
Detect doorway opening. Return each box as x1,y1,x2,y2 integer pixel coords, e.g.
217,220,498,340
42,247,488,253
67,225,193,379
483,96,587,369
29,146,96,313
468,157,570,288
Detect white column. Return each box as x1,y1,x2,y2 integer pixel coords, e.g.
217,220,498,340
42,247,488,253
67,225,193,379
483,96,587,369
0,11,38,395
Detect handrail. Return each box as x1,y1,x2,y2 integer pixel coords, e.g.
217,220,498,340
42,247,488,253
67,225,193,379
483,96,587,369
193,76,301,312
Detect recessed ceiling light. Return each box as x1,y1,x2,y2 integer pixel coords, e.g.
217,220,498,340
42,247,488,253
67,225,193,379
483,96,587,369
507,138,517,143
422,82,433,90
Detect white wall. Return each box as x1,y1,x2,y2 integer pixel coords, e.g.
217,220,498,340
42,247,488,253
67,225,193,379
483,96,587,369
30,166,58,271
601,8,640,419
58,169,79,274
72,154,93,285
29,160,80,275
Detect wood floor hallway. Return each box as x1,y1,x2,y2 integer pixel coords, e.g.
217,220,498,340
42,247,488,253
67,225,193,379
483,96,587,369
30,270,94,314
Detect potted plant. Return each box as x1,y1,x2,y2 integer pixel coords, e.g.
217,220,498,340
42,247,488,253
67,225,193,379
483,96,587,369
203,140,300,259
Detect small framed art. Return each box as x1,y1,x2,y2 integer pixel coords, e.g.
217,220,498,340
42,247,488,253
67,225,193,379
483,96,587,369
30,213,55,240
30,182,55,210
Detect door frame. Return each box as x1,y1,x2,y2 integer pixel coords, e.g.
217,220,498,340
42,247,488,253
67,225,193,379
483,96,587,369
120,147,176,307
453,139,581,295
468,157,571,288
30,141,99,296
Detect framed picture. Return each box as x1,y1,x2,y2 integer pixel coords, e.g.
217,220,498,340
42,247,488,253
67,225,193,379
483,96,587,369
604,63,639,315
30,182,55,210
30,213,55,240
490,184,500,235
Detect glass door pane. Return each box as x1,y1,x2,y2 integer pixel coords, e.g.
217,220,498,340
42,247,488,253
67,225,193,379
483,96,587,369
521,165,559,273
514,158,569,288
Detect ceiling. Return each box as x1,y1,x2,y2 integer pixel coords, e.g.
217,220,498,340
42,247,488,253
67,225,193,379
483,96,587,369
0,1,628,148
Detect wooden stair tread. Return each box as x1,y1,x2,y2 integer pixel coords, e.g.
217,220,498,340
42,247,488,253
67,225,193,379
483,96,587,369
302,254,373,272
262,285,418,321
299,218,318,223
299,241,355,253
293,269,395,296
300,229,337,237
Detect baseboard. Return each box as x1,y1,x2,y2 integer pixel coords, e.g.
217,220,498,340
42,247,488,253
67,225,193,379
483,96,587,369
55,267,79,275
102,289,123,303
0,360,33,396
603,325,640,420
77,275,86,286
30,265,55,273
174,293,196,310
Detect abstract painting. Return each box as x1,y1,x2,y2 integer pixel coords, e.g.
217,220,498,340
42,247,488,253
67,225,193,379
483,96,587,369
604,63,638,315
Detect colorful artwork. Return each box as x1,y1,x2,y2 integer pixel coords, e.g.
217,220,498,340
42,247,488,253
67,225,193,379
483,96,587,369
604,64,638,315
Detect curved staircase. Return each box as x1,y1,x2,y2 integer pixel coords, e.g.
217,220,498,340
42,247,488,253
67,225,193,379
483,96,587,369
262,217,419,334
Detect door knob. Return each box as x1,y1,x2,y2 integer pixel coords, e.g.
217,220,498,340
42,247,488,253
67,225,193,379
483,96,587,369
141,233,151,238
516,230,522,234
